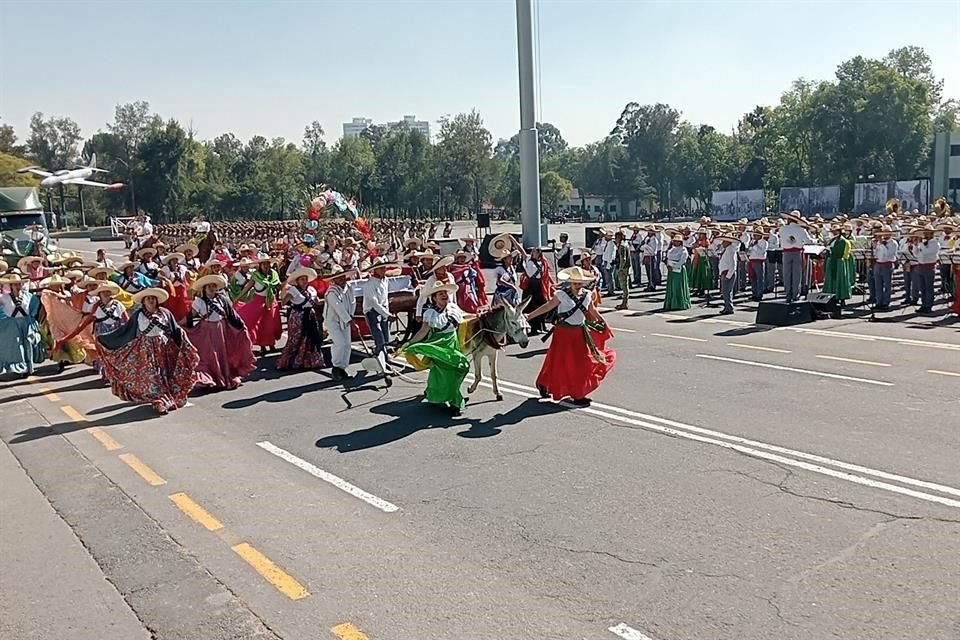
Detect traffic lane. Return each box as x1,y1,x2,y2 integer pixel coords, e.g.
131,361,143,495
489,330,960,489
4,373,603,640
55,237,129,261
253,375,960,640
12,359,960,638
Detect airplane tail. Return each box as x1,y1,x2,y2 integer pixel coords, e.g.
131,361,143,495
86,153,108,173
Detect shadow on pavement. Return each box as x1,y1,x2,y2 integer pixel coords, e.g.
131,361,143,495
0,377,108,406
8,405,161,444
457,398,565,439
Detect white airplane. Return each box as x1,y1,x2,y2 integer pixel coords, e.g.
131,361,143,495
17,154,124,191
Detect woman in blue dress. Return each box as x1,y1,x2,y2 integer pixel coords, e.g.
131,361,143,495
0,271,45,378
492,250,522,307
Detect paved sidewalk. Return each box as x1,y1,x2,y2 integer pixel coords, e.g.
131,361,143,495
0,438,149,640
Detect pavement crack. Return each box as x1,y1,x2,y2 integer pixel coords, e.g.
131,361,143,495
702,466,960,524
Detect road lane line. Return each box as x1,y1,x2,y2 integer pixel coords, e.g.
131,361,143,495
929,369,960,378
696,354,893,386
655,313,688,320
26,375,39,383
331,622,370,640
39,388,61,401
256,441,399,513
703,318,750,326
612,326,637,333
727,343,792,354
232,543,310,600
118,453,166,486
60,405,123,450
788,326,960,350
650,333,708,343
86,427,122,451
480,376,960,501
609,623,655,640
816,354,891,367
169,492,224,531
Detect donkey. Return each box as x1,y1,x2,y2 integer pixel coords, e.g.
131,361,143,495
464,301,530,401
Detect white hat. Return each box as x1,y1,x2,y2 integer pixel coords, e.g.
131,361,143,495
192,273,228,293
557,266,597,283
132,287,169,304
287,267,318,283
424,281,458,298
429,256,454,274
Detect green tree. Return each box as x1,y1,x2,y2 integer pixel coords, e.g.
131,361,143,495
27,112,82,169
611,103,680,210
540,170,572,213
436,110,493,215
0,152,39,186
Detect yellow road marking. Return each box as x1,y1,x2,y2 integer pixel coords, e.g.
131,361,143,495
232,543,309,600
26,375,39,383
651,332,708,343
331,622,369,640
816,354,891,367
60,405,86,422
169,493,224,531
118,453,166,486
727,343,792,354
39,388,61,401
928,369,960,378
86,427,122,451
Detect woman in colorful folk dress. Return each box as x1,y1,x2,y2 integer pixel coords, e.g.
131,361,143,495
276,267,326,371
57,281,127,378
492,250,522,308
185,274,256,390
0,272,45,378
159,252,192,322
402,282,471,416
663,232,692,311
235,257,283,354
97,288,199,415
38,274,91,371
525,266,616,406
111,261,156,309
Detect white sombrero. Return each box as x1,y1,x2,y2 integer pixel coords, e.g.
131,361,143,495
132,287,169,304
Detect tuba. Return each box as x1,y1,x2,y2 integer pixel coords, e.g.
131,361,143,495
885,197,901,215
933,196,951,216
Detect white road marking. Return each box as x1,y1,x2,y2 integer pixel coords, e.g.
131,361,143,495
727,343,792,354
609,623,655,640
472,377,960,510
655,313,688,320
255,441,399,513
702,318,750,326
928,369,960,378
696,354,893,386
786,326,960,351
816,354,891,367
650,333,708,343
611,326,636,333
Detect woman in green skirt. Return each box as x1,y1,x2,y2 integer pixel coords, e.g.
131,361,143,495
663,232,692,311
402,282,471,416
822,223,853,303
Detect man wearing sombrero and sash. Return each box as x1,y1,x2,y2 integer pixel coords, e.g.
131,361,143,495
778,211,814,303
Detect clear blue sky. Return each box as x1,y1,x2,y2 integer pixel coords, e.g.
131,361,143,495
2,0,958,149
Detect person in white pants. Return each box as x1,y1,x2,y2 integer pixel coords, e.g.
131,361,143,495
323,265,356,381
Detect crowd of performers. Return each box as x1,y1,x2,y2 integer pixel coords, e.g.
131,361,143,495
581,204,960,317
0,225,618,416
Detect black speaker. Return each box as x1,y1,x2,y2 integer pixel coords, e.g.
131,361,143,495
476,212,491,228
756,300,815,326
806,292,841,319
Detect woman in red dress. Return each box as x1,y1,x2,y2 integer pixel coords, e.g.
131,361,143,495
186,274,256,390
235,257,283,354
526,266,616,406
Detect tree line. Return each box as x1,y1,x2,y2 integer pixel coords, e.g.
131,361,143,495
0,46,956,225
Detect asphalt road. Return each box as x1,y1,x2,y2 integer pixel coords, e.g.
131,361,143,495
3,236,959,640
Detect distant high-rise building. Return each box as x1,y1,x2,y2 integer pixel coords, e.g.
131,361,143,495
387,115,431,140
342,117,373,138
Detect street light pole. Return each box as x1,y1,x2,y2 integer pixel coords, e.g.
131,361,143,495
516,0,541,248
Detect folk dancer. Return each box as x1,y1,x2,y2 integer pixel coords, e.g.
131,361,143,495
526,266,615,406
186,274,256,390
159,252,192,323
519,245,554,335
402,282,470,416
492,250,521,308
322,265,356,381
96,288,199,415
822,224,854,306
663,232,692,311
557,232,574,270
276,267,325,371
0,272,45,377
450,251,485,314
235,257,283,355
688,229,712,297
417,256,457,320
779,211,813,303
362,257,396,386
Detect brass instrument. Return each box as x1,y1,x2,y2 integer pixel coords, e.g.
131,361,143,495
885,197,900,215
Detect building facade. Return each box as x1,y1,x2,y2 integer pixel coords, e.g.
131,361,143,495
342,117,373,138
932,131,960,207
387,115,430,139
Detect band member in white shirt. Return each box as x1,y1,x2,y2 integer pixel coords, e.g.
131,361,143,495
639,227,659,291
765,225,781,293
323,266,356,381
746,229,768,302
914,226,941,314
628,225,643,287
778,211,814,303
871,226,897,311
362,258,396,384
601,230,617,297
717,235,739,314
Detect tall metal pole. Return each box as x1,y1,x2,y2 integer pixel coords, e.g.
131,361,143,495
516,0,541,248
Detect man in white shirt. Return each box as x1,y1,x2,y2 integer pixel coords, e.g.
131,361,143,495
323,266,356,380
601,230,617,297
765,225,781,293
717,235,739,314
746,229,769,302
362,258,394,381
871,227,897,310
639,227,659,291
95,249,114,269
628,225,643,287
654,225,668,288
778,211,814,303
914,227,941,314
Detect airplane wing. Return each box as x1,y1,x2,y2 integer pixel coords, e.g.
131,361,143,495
65,178,113,188
16,166,53,177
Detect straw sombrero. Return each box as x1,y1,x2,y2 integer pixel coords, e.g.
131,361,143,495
136,248,158,259
321,265,357,280
192,274,228,293
287,267,318,283
429,256,454,274
488,233,515,260
161,252,185,265
132,287,169,304
92,281,121,297
0,272,24,285
424,281,458,298
17,256,43,271
557,266,596,283
175,243,199,255
88,266,115,281
39,274,71,288
783,211,803,224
